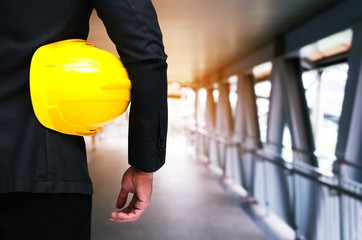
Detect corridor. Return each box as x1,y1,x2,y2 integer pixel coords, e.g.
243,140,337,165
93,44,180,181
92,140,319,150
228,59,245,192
87,134,272,240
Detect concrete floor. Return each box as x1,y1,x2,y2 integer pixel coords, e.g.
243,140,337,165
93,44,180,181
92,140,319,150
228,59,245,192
87,135,269,240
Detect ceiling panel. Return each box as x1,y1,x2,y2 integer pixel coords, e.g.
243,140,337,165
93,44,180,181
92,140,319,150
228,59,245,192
88,0,341,86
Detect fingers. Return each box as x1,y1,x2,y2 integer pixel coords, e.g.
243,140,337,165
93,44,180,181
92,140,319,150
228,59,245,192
110,195,147,222
116,187,129,209
109,208,144,222
110,167,154,223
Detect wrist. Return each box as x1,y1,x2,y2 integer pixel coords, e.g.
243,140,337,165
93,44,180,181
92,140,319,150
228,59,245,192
131,166,154,178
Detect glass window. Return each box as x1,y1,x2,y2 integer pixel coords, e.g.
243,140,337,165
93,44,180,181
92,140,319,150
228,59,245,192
196,88,207,128
212,89,219,103
228,75,238,118
254,80,272,143
282,125,293,163
300,29,352,61
302,63,348,171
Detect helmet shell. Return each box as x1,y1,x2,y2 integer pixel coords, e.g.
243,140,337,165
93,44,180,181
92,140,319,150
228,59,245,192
30,39,131,136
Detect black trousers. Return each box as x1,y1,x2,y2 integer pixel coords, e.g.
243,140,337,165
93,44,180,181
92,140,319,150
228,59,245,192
0,192,92,240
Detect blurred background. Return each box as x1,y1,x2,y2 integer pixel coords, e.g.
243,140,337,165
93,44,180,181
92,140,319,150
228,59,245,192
86,0,362,239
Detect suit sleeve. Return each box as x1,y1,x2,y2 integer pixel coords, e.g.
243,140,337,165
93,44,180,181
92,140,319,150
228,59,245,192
91,0,168,172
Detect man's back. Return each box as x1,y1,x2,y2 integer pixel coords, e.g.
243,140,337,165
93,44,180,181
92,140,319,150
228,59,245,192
0,0,94,195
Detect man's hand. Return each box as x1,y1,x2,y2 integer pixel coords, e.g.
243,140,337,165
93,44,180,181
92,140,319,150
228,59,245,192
109,166,153,222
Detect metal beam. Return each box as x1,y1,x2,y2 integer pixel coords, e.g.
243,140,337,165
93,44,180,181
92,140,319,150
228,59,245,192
205,87,216,132
336,22,362,182
263,60,293,227
276,58,317,165
285,0,362,54
215,83,233,137
205,0,362,87
342,22,362,182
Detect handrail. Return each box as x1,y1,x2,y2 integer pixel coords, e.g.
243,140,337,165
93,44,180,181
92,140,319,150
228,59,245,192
257,149,362,201
192,127,362,201
193,127,362,171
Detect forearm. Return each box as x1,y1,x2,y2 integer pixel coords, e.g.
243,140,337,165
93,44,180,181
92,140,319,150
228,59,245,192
92,0,168,172
127,61,168,172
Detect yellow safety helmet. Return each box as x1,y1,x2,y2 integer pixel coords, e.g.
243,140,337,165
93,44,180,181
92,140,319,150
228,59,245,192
30,39,131,136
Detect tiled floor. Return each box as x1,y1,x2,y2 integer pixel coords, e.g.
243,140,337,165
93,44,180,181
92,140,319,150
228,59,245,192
87,135,269,240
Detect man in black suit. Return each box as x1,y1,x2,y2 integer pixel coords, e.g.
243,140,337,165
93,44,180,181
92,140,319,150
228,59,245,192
0,0,167,239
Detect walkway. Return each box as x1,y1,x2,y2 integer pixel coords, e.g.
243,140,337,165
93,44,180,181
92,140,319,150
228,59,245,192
87,135,269,240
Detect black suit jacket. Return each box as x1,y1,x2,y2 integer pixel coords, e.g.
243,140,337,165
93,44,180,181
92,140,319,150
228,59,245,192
0,0,167,194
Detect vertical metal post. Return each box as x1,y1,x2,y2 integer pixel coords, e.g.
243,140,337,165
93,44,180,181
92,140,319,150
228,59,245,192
205,87,216,132
335,22,362,239
204,87,216,162
275,57,316,165
194,88,199,129
236,74,261,194
215,83,234,175
193,88,200,154
234,75,249,188
215,83,233,137
234,75,247,140
267,59,294,228
344,30,362,182
242,74,261,195
336,22,362,163
240,74,261,146
273,57,319,239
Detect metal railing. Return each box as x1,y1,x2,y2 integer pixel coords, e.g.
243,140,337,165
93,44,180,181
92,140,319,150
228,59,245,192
189,127,362,240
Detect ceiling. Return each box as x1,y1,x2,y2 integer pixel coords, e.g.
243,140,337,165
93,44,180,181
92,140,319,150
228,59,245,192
88,0,341,86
